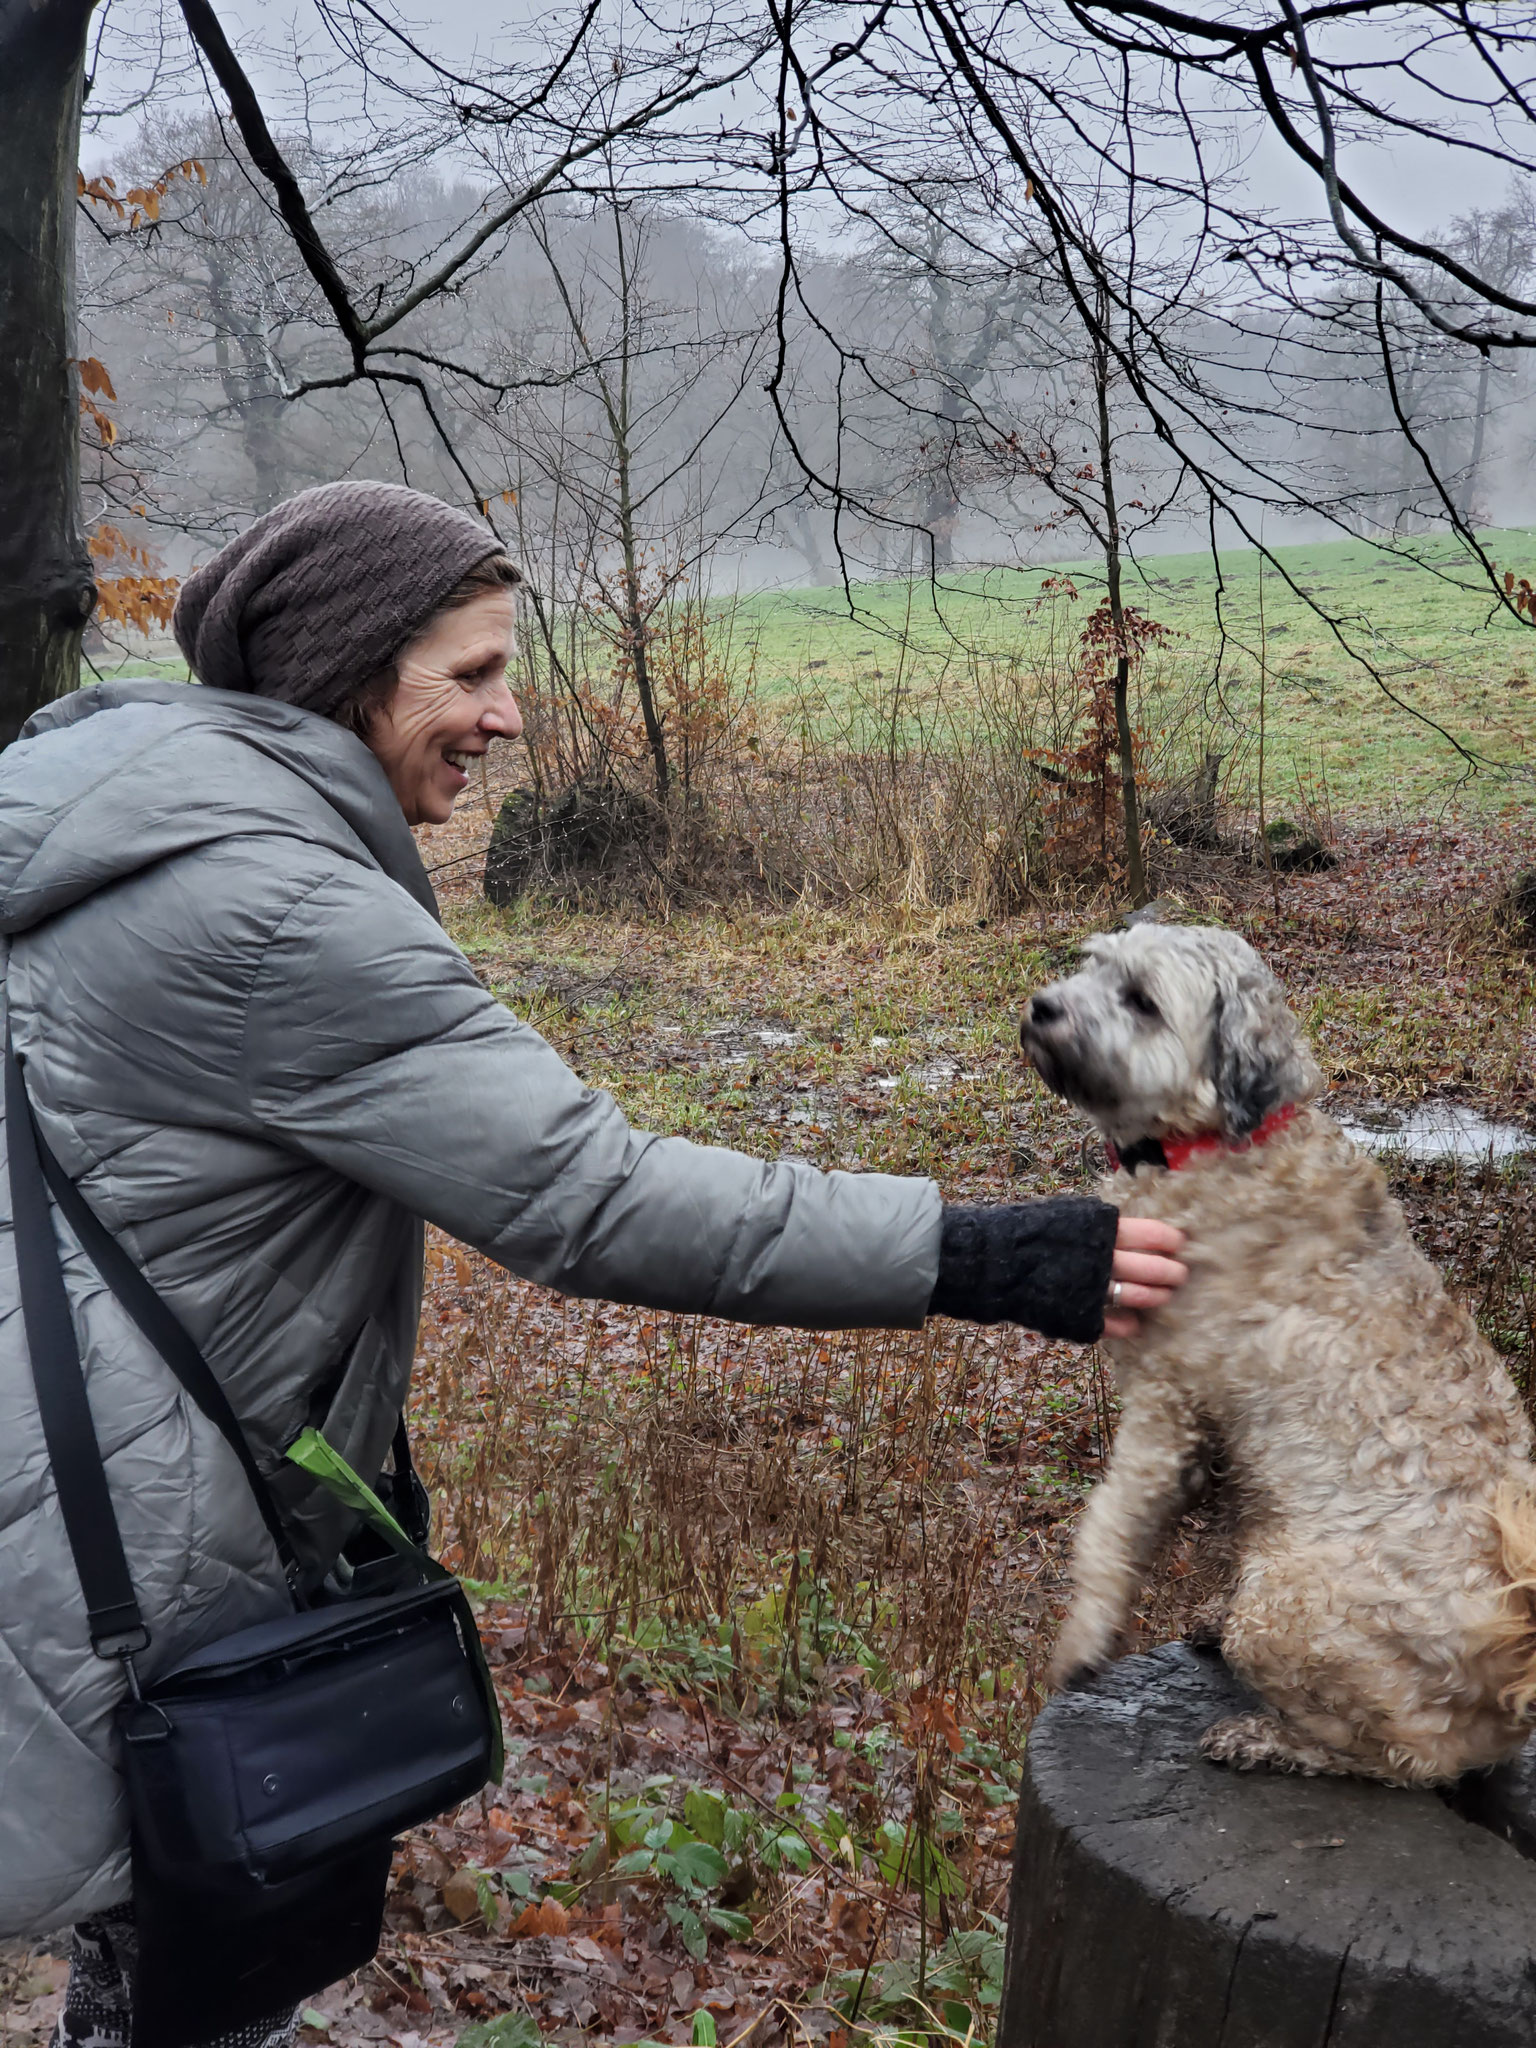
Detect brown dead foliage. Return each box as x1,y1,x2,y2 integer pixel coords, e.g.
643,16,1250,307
6,804,1534,2048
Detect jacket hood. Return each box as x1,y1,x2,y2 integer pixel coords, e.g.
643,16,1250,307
0,679,436,935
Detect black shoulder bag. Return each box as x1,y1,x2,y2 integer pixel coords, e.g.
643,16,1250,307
6,1038,502,2048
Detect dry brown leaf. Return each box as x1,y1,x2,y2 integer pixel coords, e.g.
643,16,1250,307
407,1840,453,1887
442,1868,486,1924
828,1892,873,1947
78,357,117,401
509,1897,569,1938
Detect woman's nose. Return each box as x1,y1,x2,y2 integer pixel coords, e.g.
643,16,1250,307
481,678,523,740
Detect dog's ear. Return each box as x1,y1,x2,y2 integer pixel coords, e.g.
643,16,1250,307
1208,952,1305,1137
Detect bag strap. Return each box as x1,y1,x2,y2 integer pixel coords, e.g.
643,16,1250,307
386,1411,432,1546
6,1038,151,1658
391,1412,416,1486
6,1035,302,1651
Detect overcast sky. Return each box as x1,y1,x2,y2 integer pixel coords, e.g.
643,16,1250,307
81,0,1521,250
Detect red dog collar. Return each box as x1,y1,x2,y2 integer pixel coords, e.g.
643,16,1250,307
1107,1102,1298,1174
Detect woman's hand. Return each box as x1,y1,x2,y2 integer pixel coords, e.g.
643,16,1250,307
1104,1217,1188,1340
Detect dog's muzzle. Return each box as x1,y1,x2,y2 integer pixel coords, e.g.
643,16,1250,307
1020,991,1067,1052
1020,991,1073,1094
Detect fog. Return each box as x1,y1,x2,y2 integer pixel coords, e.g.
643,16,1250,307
75,0,1536,603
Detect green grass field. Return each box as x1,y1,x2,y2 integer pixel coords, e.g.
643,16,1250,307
729,529,1536,815
105,526,1536,816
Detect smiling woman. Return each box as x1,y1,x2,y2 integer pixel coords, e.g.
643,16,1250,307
359,567,524,826
0,478,1184,2048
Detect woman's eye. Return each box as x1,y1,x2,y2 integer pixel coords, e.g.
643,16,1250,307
1124,986,1160,1019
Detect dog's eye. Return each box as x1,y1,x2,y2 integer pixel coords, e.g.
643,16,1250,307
1123,986,1160,1019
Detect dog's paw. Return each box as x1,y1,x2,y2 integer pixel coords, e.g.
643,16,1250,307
1199,1712,1277,1770
1049,1627,1118,1691
1200,1711,1344,1776
1184,1601,1229,1652
1051,1659,1105,1693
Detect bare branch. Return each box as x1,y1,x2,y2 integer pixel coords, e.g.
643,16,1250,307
176,0,369,363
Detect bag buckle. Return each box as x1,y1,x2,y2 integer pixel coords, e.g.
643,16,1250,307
89,1595,150,1664
121,1696,174,1743
91,1606,170,1735
93,1622,151,1661
115,1647,175,1744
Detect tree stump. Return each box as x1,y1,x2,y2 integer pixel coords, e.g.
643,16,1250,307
1000,1641,1536,2047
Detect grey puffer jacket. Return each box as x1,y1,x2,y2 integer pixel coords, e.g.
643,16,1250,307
0,681,942,1937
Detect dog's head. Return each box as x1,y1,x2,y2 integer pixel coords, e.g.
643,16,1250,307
1020,924,1320,1146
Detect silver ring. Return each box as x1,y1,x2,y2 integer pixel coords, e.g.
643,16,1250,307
1110,1281,1124,1307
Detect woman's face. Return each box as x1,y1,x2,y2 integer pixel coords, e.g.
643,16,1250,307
368,589,523,825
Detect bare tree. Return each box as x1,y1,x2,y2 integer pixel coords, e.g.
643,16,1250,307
0,0,770,738
13,0,1536,768
0,0,99,741
482,190,765,807
1442,189,1536,523
855,183,1041,568
759,0,1536,785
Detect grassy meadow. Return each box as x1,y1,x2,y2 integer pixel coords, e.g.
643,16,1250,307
104,528,1536,818
730,530,1536,816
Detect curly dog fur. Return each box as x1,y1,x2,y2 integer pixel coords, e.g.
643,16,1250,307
1021,921,1536,1786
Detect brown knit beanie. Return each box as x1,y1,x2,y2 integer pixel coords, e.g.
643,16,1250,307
173,481,503,720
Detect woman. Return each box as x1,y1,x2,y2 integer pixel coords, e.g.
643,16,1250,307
0,482,1185,2047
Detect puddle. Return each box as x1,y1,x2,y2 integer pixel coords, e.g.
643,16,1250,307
703,1023,801,1048
874,1059,983,1096
1336,1101,1534,1163
702,1024,801,1064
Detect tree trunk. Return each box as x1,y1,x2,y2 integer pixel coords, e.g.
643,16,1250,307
209,248,287,514
1093,335,1147,908
613,391,668,805
594,201,668,808
1457,351,1493,525
0,0,97,747
621,522,669,808
1109,635,1144,901
786,504,828,585
1000,1643,1536,2047
921,477,958,571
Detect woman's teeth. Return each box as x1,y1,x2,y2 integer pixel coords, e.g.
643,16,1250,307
445,749,476,772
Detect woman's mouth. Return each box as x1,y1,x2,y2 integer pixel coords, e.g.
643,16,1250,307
443,747,478,784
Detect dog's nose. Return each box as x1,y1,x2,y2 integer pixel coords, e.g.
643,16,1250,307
1028,992,1064,1027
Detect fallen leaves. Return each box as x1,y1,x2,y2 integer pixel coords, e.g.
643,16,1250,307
506,1898,570,1940
442,1869,488,1926
9,816,1532,2048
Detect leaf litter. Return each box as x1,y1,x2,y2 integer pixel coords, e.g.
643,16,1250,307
5,810,1535,2048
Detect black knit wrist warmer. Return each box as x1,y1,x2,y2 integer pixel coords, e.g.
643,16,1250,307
927,1197,1119,1343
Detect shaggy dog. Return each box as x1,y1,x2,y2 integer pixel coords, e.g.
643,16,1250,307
1021,922,1536,1785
